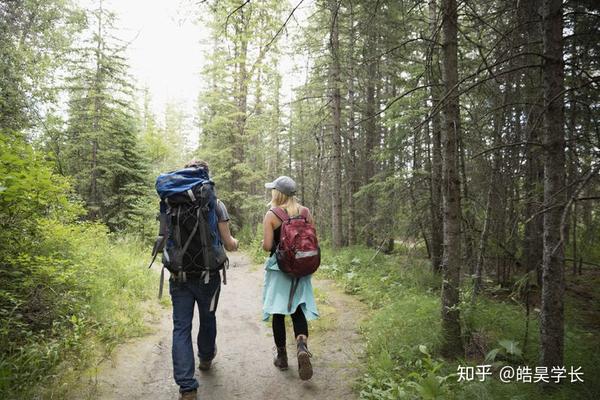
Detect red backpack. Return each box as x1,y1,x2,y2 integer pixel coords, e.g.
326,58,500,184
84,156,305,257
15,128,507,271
271,207,320,310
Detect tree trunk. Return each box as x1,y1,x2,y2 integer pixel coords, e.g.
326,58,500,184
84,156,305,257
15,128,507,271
346,0,358,245
473,93,504,300
520,0,545,288
459,134,474,275
268,73,282,178
329,0,343,248
363,28,378,247
229,8,250,225
90,0,103,220
427,0,443,273
288,107,293,175
440,0,463,358
540,0,566,370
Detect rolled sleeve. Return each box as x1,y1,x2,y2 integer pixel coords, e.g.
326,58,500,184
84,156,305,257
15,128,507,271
216,200,230,222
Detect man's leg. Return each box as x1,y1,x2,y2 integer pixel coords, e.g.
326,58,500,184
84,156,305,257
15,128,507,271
170,279,199,392
195,273,221,363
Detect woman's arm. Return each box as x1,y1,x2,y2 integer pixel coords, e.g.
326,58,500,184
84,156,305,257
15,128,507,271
262,211,275,252
303,206,315,225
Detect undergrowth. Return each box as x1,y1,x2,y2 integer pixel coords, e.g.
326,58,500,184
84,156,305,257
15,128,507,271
0,223,156,399
1,132,159,398
238,222,266,264
318,245,599,400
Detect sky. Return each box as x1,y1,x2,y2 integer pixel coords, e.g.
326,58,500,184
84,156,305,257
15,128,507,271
83,0,313,147
104,0,207,121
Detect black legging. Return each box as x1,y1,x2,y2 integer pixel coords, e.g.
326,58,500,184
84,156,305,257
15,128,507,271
272,306,308,348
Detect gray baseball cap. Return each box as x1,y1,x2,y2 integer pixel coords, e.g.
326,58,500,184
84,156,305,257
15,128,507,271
265,176,296,196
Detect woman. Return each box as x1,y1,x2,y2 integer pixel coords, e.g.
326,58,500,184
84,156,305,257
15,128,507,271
261,175,319,381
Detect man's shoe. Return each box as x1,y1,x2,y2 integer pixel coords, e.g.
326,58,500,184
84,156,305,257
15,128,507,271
273,346,288,370
198,358,212,371
198,345,217,371
296,335,313,380
179,389,197,400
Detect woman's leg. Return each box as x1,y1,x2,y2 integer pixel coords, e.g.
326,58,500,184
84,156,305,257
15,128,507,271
291,306,313,380
271,314,288,370
271,313,286,347
290,306,308,338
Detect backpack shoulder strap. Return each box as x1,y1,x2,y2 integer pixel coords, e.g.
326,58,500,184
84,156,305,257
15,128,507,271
299,207,309,220
270,207,289,222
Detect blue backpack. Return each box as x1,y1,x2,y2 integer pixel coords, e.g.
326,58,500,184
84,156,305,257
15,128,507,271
149,166,228,297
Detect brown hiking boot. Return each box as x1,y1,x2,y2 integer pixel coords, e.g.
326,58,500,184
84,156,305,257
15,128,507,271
273,346,288,370
296,335,313,380
199,345,217,371
179,389,197,400
198,359,212,371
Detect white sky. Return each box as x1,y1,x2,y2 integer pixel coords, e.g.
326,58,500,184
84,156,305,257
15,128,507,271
83,0,313,147
104,0,207,119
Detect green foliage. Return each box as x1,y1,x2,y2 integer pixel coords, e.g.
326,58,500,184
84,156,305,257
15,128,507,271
318,246,440,307
0,221,156,399
0,135,156,398
321,247,600,400
238,223,267,264
0,0,84,132
54,3,151,232
195,0,288,231
0,133,82,251
485,340,523,365
319,247,448,398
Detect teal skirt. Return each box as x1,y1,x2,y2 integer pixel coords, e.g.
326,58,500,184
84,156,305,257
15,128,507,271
262,254,319,321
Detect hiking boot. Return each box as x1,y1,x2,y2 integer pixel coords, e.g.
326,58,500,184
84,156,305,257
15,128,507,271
179,389,197,400
296,335,313,380
199,345,217,371
198,358,212,371
273,346,288,370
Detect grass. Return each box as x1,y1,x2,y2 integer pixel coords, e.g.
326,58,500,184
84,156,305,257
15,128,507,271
318,245,599,400
0,222,160,399
309,285,336,334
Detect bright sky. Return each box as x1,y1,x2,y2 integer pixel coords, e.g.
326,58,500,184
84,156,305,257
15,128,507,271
104,0,206,120
82,0,313,147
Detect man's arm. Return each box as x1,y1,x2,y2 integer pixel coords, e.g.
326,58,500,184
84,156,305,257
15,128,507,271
218,221,238,251
216,199,238,251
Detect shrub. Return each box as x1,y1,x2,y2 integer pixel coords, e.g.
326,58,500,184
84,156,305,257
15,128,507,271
0,134,156,398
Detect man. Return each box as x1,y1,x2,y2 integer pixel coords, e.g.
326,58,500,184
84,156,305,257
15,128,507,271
168,160,238,400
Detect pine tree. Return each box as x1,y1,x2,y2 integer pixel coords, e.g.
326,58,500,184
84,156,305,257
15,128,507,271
62,0,148,231
0,0,83,133
196,0,287,230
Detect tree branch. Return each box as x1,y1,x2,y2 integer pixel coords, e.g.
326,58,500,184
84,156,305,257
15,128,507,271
248,0,305,77
225,0,251,31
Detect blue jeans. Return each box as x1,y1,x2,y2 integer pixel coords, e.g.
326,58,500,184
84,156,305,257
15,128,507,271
170,273,221,393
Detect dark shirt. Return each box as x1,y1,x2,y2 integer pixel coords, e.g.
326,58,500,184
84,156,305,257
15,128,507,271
270,226,281,256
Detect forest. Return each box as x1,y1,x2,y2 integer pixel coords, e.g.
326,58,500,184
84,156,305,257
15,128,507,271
1,0,599,399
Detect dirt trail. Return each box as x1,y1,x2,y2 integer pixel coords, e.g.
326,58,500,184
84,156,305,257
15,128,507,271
89,252,367,400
